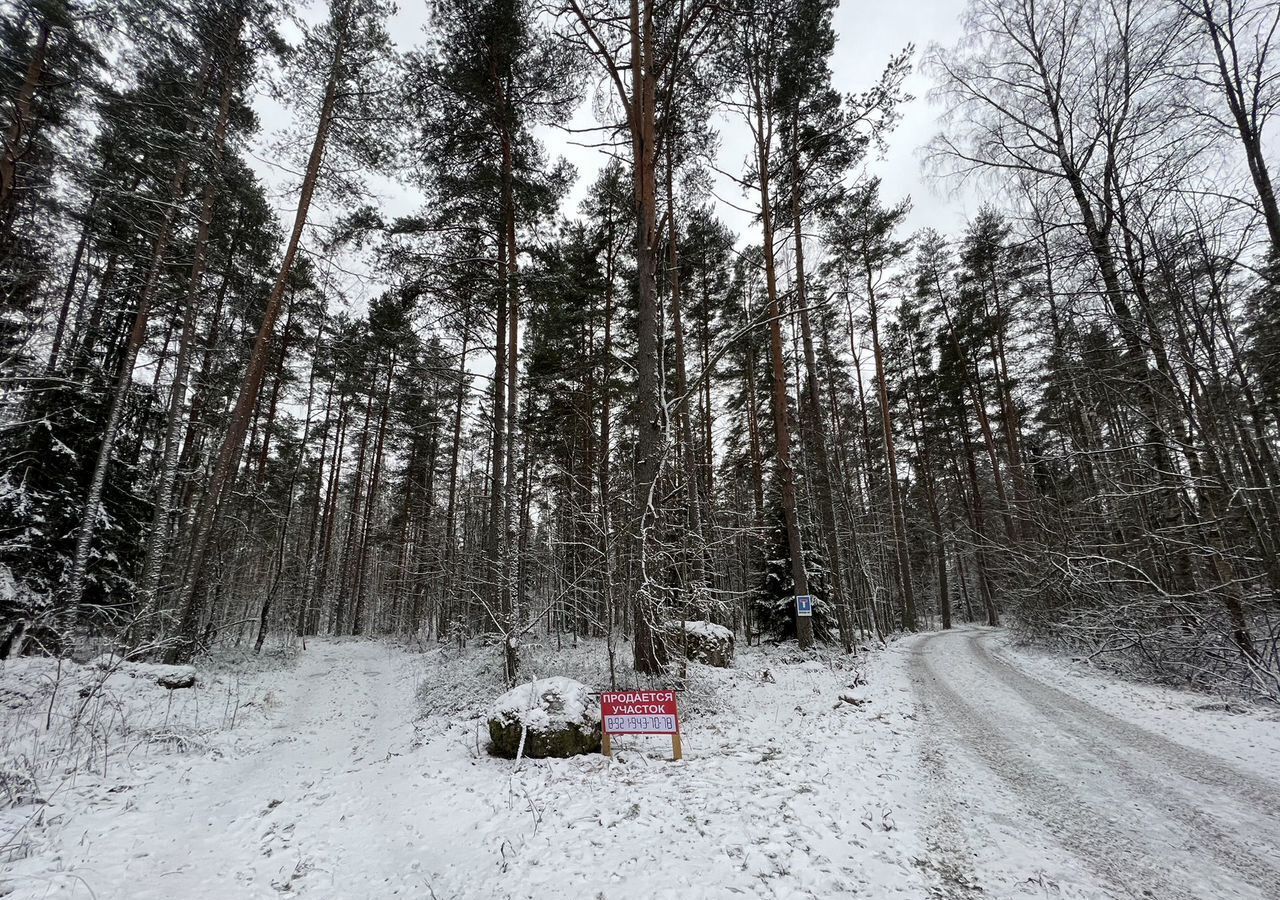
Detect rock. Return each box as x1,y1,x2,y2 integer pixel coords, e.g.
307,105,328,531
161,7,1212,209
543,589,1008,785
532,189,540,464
487,677,601,759
664,620,734,667
156,669,197,690
88,654,197,689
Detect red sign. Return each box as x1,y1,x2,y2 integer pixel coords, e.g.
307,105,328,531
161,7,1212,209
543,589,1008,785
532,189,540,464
600,690,679,735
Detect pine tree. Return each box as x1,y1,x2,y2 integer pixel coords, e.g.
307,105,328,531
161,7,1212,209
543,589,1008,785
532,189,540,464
755,486,835,643
0,0,104,369
169,0,398,661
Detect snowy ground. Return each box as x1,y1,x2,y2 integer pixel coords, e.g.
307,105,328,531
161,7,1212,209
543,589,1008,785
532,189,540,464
1,627,1277,899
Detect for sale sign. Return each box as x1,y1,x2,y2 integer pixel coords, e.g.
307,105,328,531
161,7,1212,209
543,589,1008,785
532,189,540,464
600,690,679,735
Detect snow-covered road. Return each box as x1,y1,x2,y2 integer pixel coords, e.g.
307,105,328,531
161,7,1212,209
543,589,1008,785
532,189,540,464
910,628,1280,900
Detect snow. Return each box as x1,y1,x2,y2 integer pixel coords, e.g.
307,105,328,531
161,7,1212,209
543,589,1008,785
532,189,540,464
0,645,286,881
1,628,1277,899
0,638,928,897
489,676,598,733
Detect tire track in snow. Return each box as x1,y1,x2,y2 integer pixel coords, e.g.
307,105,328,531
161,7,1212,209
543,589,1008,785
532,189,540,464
913,722,986,899
911,629,1280,900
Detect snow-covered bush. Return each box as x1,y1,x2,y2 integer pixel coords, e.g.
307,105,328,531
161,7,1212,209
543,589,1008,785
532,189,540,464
487,676,601,759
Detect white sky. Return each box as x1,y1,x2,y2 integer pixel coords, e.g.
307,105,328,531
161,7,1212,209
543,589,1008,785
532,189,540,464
250,0,975,307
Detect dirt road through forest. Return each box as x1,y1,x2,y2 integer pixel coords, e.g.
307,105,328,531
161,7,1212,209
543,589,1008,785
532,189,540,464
910,628,1280,900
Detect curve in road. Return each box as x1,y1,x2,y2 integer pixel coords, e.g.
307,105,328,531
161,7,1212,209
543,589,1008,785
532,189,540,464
910,628,1280,900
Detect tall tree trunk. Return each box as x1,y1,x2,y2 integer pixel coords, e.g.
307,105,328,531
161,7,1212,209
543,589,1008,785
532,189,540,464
442,324,470,616
498,88,521,680
866,284,917,631
752,90,813,649
744,329,766,527
599,232,617,682
352,358,394,635
47,194,96,374
0,17,50,240
316,399,348,634
957,421,998,626
486,235,508,650
299,356,334,636
62,49,220,623
169,18,346,661
664,154,707,594
791,184,855,651
337,383,375,634
134,61,241,643
256,299,296,480
629,0,668,674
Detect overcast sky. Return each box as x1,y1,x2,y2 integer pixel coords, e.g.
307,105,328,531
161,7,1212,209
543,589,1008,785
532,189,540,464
251,0,975,304
830,0,974,231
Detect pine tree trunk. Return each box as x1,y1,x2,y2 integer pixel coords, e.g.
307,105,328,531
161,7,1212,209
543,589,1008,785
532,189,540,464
499,99,521,680
744,334,766,527
299,345,333,637
337,384,375,634
753,93,813,649
599,233,617,681
486,234,508,649
316,399,348,634
135,60,240,644
168,18,346,661
256,300,295,479
442,325,469,614
47,193,96,374
0,18,50,240
630,1,668,675
352,358,394,635
791,185,855,652
866,285,917,631
957,422,999,627
664,156,707,593
62,50,220,625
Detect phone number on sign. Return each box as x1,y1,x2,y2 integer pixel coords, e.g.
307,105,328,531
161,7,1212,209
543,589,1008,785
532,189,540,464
604,714,677,734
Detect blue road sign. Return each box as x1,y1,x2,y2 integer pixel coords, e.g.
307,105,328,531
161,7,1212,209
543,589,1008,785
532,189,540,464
795,594,813,617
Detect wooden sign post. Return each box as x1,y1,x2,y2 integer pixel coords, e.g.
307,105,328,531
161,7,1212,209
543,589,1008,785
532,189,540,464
599,690,682,761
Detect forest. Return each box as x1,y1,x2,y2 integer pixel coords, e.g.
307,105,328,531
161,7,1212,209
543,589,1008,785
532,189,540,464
1,0,1278,701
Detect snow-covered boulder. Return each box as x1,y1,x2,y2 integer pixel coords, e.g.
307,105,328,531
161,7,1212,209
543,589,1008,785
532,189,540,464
156,668,197,689
487,677,601,759
664,620,734,667
88,654,199,689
